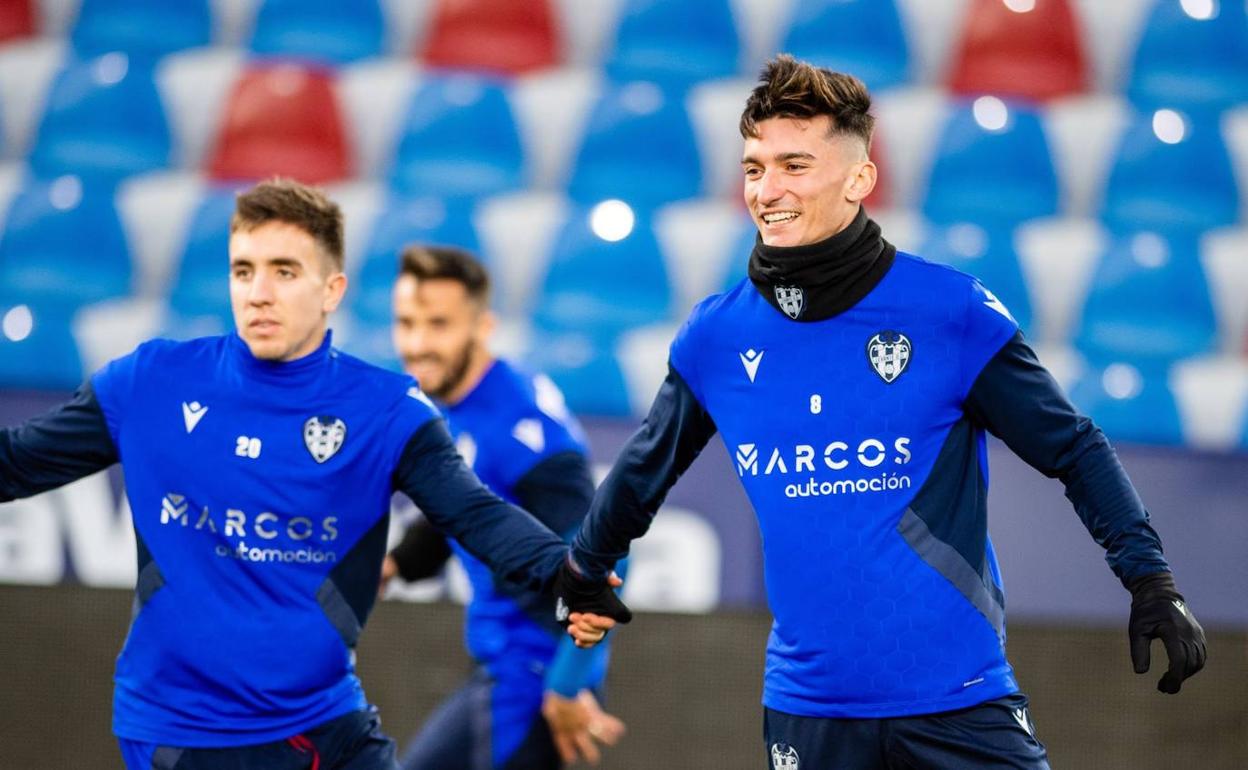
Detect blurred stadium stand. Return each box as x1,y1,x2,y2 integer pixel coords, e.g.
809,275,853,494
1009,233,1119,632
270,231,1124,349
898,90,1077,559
0,1,1245,767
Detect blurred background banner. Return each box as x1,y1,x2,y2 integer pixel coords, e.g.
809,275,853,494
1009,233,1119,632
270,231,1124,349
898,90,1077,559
0,0,1246,767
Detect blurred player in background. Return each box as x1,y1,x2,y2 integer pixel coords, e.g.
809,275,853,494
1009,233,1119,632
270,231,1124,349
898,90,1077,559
381,245,625,769
563,55,1206,769
0,179,618,770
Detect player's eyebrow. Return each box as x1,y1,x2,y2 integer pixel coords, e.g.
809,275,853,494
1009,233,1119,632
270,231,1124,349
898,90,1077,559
741,151,818,165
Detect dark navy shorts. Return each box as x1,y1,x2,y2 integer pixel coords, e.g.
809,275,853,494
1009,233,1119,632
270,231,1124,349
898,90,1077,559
399,668,561,770
118,707,398,770
765,693,1050,769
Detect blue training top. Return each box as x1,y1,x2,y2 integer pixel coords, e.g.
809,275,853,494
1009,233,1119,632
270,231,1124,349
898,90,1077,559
573,252,1169,719
0,331,569,746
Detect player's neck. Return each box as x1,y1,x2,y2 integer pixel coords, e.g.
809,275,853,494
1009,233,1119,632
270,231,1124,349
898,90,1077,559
442,351,496,406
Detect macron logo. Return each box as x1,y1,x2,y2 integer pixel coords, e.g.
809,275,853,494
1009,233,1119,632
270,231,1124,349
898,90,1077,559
739,349,764,382
181,401,208,434
982,289,1015,323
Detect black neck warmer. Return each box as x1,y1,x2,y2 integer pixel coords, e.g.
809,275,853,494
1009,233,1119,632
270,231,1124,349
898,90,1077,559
747,207,896,322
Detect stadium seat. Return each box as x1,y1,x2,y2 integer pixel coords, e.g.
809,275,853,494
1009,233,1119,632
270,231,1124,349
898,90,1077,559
1067,360,1184,446
387,74,525,200
948,0,1088,102
206,63,351,185
0,175,131,310
0,0,35,43
351,195,481,324
567,81,703,208
604,0,740,90
71,0,212,60
28,53,172,181
165,187,238,332
921,97,1059,225
1099,107,1239,235
919,221,1034,337
1073,230,1217,364
1126,0,1248,113
419,0,561,75
780,0,911,92
0,303,84,390
523,329,633,417
532,202,673,338
249,0,385,65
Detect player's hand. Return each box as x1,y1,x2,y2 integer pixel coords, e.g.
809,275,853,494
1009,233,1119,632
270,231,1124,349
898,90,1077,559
378,554,399,598
1127,572,1207,694
541,690,625,765
553,558,631,647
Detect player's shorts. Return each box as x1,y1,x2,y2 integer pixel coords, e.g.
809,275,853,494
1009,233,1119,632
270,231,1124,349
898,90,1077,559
399,667,562,770
764,692,1050,769
118,707,397,770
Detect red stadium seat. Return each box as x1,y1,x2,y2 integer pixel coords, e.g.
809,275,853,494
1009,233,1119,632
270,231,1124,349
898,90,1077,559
0,0,35,42
418,0,561,76
206,63,351,185
948,0,1088,102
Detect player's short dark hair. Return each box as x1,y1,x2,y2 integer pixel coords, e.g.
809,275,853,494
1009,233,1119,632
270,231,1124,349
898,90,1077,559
232,178,345,272
739,54,875,151
398,245,491,306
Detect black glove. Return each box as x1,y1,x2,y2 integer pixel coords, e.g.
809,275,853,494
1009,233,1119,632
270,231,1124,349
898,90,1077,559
1127,572,1206,694
552,558,633,628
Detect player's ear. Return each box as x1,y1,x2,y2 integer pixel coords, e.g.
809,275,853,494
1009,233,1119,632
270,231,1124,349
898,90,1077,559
476,307,497,342
323,271,348,314
845,160,876,203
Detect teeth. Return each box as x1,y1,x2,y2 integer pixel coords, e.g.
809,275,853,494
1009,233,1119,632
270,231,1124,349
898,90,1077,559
763,212,798,224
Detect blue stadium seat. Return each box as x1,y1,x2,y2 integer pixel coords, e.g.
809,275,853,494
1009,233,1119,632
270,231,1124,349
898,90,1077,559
921,98,1058,226
533,202,672,338
28,53,171,182
1074,230,1217,365
1100,107,1239,235
524,330,633,417
388,74,525,200
166,188,237,335
1067,361,1183,446
1126,0,1248,113
920,222,1034,337
351,196,481,324
567,81,702,209
0,303,84,390
71,0,212,60
604,0,740,90
781,0,911,92
0,176,131,311
250,0,385,65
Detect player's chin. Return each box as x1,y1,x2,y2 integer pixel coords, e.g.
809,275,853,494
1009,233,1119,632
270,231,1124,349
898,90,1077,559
242,335,289,361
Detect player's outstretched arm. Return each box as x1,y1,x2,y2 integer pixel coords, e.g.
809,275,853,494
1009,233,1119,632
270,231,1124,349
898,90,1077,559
964,330,1206,693
393,417,570,592
0,383,119,502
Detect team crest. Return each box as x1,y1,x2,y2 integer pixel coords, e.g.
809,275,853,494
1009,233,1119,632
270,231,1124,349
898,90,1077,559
866,330,912,383
775,286,805,319
303,416,347,463
770,742,800,769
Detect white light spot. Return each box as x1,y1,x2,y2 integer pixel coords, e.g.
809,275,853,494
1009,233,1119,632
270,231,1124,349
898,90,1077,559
1003,0,1036,12
1102,363,1143,400
2,305,34,342
947,223,988,259
1180,0,1217,20
49,175,82,211
619,81,664,116
1130,232,1169,268
444,76,484,107
590,199,635,242
92,52,128,85
1152,109,1186,144
972,96,1009,132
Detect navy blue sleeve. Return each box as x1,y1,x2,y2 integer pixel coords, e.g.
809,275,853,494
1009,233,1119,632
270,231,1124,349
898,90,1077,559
388,516,452,583
392,418,569,591
963,331,1170,584
514,450,595,538
0,382,119,502
571,365,718,579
